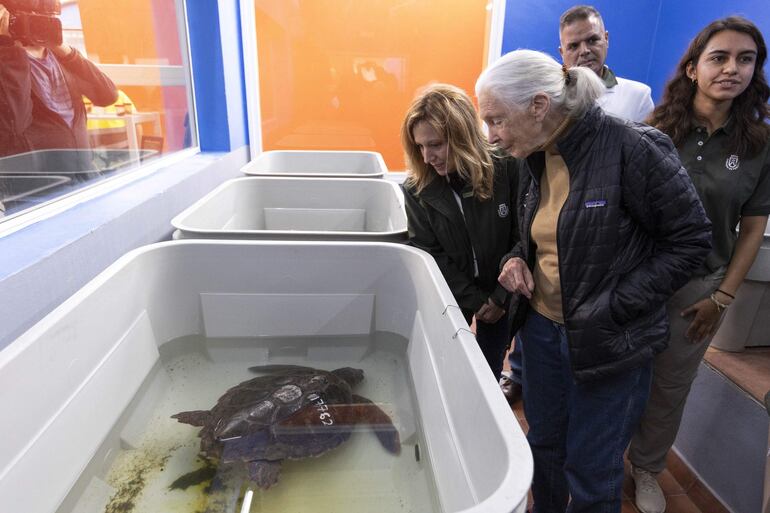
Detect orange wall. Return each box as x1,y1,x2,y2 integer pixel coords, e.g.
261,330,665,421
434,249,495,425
77,0,187,150
255,0,490,171
78,0,160,117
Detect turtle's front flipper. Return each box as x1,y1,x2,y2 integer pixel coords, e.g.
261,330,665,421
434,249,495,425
350,394,401,455
247,459,282,489
171,410,212,427
248,364,315,374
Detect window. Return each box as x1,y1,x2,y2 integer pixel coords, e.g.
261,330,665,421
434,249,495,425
0,0,196,221
252,0,493,171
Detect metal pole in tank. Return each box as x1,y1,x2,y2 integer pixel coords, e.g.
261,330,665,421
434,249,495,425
240,489,254,513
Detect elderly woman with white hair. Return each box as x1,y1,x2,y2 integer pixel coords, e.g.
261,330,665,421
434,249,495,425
475,49,712,512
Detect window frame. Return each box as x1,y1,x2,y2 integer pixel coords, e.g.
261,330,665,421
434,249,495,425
0,0,201,236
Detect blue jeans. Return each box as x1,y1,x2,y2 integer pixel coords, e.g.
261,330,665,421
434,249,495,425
520,310,652,513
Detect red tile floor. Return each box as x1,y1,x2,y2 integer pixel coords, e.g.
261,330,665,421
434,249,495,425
502,347,731,513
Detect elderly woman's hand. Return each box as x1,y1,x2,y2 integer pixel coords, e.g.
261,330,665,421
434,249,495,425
498,257,534,298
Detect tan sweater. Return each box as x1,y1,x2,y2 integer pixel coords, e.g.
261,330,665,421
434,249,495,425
529,153,570,323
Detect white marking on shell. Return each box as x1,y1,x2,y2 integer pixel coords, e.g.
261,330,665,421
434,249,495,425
273,384,303,403
248,400,275,418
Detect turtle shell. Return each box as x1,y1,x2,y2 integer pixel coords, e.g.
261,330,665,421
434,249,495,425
171,364,398,487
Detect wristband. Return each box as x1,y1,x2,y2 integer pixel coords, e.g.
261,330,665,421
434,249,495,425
715,288,735,300
709,293,728,313
0,35,14,47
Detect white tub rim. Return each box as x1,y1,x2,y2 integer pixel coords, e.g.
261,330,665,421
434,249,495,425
1,240,532,513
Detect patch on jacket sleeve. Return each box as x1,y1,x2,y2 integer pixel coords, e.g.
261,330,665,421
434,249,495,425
497,203,509,217
584,199,607,208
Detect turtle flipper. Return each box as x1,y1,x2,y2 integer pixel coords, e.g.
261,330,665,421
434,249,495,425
350,394,401,455
247,459,282,489
248,364,317,374
171,410,212,427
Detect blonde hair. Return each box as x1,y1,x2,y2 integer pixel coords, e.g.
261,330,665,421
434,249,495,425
401,83,495,200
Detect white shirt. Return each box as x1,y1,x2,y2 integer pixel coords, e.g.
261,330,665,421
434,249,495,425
597,75,654,123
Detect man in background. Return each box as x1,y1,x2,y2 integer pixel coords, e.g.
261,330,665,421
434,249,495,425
559,4,654,122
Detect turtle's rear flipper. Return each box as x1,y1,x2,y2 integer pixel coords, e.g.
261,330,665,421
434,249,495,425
351,394,401,455
247,459,282,489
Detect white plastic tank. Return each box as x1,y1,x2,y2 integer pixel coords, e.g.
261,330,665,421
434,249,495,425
0,241,532,513
242,150,388,178
171,176,407,241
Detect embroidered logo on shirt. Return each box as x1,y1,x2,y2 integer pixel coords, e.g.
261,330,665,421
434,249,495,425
584,200,607,208
498,204,509,217
725,155,740,171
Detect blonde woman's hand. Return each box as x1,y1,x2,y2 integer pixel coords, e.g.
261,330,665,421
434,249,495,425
498,257,534,298
476,298,506,324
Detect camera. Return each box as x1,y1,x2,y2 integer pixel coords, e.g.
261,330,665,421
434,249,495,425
5,0,62,47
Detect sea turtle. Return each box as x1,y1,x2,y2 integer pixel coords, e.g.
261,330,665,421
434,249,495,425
171,364,401,488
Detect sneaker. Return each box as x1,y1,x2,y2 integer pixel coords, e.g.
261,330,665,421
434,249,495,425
499,370,522,404
631,466,666,513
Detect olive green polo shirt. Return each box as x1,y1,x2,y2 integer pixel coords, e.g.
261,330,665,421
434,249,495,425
600,66,619,88
679,123,770,274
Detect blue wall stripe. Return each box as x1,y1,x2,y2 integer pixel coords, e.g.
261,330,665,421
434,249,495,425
186,0,249,152
501,0,660,95
501,0,770,103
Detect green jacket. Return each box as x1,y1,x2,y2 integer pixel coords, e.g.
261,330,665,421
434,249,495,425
403,156,522,319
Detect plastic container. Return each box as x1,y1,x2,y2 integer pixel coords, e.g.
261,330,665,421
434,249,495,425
242,150,388,178
0,149,156,175
0,175,72,216
171,176,408,241
0,241,532,513
0,175,71,202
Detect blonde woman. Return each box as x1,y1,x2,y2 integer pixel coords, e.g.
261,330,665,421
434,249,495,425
401,83,521,380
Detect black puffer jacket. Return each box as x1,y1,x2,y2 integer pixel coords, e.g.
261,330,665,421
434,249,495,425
404,156,520,321
504,105,712,381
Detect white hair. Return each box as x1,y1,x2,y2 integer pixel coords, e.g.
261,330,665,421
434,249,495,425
475,49,605,117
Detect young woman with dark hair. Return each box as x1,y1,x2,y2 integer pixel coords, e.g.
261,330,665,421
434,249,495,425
629,16,770,513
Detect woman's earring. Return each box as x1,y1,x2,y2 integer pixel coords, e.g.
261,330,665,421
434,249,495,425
691,76,698,85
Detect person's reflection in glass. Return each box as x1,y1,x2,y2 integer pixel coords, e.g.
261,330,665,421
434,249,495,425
0,2,118,182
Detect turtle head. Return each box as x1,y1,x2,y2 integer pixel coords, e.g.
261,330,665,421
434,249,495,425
331,367,364,386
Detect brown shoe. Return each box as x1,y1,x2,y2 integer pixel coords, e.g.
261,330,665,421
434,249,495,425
499,371,522,404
